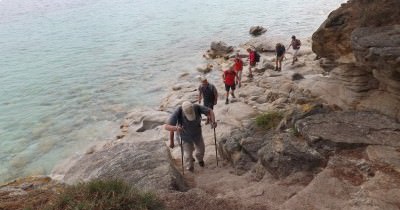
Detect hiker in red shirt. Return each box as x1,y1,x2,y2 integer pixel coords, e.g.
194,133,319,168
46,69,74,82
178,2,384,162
246,48,255,78
222,64,239,104
233,53,243,88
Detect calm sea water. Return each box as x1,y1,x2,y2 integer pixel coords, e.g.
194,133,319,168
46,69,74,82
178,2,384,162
0,0,346,183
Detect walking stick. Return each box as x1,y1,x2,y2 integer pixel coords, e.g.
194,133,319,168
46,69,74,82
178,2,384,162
213,127,219,166
179,134,184,175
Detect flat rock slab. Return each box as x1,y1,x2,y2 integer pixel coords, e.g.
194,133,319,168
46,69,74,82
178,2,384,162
296,111,400,147
63,141,187,191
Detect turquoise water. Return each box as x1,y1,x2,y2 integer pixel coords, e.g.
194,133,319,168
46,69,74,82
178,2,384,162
0,0,345,183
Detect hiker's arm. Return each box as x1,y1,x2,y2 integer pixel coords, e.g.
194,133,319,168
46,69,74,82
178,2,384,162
198,89,203,103
208,110,217,128
169,131,174,148
214,88,218,105
164,124,182,132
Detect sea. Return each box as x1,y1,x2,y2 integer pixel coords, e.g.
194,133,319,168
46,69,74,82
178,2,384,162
0,0,346,183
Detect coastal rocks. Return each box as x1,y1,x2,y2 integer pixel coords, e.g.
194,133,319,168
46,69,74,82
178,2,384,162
206,41,234,59
249,26,267,36
312,0,400,119
296,111,400,147
196,64,214,73
258,133,324,178
243,37,276,52
122,108,169,133
63,141,187,192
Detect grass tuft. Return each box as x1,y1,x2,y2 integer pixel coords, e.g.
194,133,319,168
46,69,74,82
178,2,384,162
255,111,283,129
47,179,164,210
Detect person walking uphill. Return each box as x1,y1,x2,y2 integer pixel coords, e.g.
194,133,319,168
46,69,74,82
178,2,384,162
222,65,239,104
198,76,218,124
288,35,301,65
275,43,286,71
246,48,259,78
165,101,217,172
233,53,243,87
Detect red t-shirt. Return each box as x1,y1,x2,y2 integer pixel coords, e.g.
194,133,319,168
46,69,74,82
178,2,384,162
249,51,256,63
234,58,243,71
224,70,236,86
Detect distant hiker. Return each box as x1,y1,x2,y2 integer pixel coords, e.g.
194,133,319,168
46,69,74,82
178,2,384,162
233,53,243,87
275,43,286,71
247,48,258,78
288,35,301,65
165,101,217,172
222,64,239,104
198,76,218,124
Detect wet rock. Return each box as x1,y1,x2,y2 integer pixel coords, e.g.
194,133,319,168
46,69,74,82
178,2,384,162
206,41,234,58
249,26,267,36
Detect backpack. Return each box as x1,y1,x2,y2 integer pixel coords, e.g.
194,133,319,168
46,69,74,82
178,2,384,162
254,51,260,62
293,39,301,49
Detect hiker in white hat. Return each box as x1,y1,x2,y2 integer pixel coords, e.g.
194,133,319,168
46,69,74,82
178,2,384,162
164,101,217,172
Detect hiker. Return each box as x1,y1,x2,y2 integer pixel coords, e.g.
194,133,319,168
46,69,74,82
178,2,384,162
198,76,218,124
275,43,286,71
233,53,243,87
222,64,239,104
246,48,257,78
165,101,217,172
288,35,301,65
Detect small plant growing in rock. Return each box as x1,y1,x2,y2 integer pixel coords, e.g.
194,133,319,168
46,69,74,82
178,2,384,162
47,179,164,210
255,111,284,129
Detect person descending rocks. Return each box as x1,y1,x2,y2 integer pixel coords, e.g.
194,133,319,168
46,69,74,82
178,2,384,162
275,43,286,71
233,53,244,87
198,76,218,124
222,64,239,104
288,35,301,65
164,101,217,172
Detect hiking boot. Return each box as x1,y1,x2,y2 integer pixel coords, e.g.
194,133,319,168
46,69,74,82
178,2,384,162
278,67,281,71
275,66,278,71
199,161,205,167
225,98,229,104
231,93,236,98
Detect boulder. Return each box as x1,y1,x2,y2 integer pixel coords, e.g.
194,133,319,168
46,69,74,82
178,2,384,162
249,26,267,36
63,141,187,192
258,133,324,178
206,41,234,58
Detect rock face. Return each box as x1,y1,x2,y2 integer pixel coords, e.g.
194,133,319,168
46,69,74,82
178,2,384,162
311,0,400,120
63,141,187,192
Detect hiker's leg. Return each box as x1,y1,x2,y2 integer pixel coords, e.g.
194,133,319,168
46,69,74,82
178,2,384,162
231,84,236,98
275,58,279,70
194,137,205,163
182,141,195,170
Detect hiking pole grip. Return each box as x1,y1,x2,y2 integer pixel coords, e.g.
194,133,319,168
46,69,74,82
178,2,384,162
214,127,219,166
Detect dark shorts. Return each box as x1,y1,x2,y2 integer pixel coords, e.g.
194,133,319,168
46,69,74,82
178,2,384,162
203,102,214,110
276,55,284,61
225,83,236,92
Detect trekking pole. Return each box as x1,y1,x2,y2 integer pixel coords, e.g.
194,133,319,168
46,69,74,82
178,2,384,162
213,127,219,166
179,134,184,175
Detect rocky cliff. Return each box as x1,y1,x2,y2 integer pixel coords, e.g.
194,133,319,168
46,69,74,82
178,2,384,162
312,0,400,119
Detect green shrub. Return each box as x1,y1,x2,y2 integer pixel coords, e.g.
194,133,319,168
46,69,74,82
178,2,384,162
47,179,164,210
255,111,283,129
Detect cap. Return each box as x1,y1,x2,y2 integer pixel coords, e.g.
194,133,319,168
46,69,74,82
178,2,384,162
200,76,207,82
182,101,196,121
